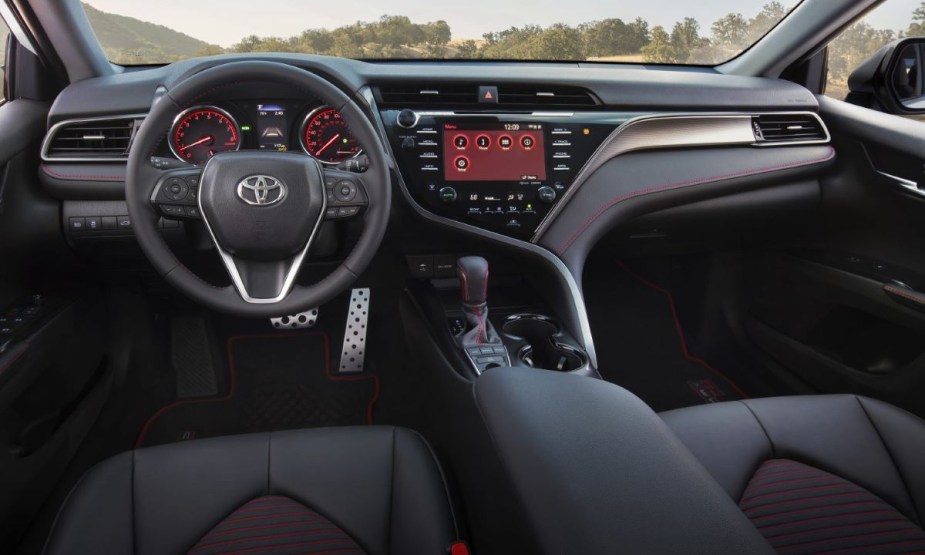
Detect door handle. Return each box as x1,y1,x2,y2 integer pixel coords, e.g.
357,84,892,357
877,169,925,198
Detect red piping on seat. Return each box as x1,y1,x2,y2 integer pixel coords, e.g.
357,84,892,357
134,331,379,448
618,262,749,399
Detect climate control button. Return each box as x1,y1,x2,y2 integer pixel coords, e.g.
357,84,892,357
439,187,458,204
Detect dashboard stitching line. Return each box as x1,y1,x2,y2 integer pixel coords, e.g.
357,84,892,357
555,147,835,256
41,165,126,181
883,284,925,305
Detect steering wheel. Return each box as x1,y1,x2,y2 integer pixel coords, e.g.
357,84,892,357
125,61,390,318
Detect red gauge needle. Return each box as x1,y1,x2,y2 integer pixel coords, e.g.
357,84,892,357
179,136,213,151
315,133,341,155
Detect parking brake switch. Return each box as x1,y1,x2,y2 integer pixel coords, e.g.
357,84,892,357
456,256,510,374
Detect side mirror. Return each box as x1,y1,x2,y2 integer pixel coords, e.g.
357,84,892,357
847,38,925,114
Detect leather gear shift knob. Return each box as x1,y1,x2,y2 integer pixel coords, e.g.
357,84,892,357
456,256,489,306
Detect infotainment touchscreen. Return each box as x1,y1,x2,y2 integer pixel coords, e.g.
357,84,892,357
442,123,546,182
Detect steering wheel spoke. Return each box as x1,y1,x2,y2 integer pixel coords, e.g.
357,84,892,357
322,169,369,221
218,252,308,304
149,167,204,221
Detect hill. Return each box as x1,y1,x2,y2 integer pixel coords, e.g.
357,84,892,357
82,2,214,64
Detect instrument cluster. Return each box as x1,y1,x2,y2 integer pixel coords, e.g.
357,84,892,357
167,101,361,166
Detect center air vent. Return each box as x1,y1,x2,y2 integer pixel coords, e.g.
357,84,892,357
43,117,142,161
752,114,828,144
376,84,598,109
496,85,597,107
377,85,479,107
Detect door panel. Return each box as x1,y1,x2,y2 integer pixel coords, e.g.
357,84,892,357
737,97,925,416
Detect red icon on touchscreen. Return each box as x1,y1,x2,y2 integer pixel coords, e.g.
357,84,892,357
498,135,513,150
475,135,491,149
453,135,468,149
520,135,535,149
454,156,470,171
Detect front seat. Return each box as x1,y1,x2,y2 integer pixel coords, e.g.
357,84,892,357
661,395,925,554
43,427,460,555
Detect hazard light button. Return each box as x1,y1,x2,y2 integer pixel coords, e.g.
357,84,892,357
478,86,499,104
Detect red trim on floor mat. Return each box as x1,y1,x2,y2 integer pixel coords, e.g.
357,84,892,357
618,262,749,399
134,331,379,448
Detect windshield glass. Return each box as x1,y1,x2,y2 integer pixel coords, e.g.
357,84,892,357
82,1,802,66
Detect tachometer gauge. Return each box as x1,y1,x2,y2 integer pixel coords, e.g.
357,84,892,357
300,106,362,164
170,106,241,165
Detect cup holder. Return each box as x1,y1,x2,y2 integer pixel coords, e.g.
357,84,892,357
502,314,588,372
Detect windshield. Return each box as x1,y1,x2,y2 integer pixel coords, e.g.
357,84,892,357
82,1,801,66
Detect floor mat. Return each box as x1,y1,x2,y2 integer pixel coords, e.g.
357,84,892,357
136,332,379,448
586,263,748,412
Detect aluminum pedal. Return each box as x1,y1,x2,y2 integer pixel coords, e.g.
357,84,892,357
338,288,370,373
271,308,318,330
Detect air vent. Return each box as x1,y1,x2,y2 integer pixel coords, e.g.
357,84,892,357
752,114,828,144
377,84,479,107
376,83,598,108
43,117,141,161
497,85,598,107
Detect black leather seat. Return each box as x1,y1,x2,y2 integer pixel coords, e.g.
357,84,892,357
44,426,459,555
662,395,925,554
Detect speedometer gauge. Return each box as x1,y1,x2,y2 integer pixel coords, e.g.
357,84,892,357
300,106,362,164
170,106,241,165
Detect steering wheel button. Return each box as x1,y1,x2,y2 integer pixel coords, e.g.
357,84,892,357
334,180,357,202
325,207,338,219
164,178,189,201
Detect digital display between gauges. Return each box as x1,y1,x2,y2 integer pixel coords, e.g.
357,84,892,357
443,123,547,182
170,106,241,165
257,104,288,151
300,106,362,165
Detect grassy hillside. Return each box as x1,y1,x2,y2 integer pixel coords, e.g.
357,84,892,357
82,2,215,64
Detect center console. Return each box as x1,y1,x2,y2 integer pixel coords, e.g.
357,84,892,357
382,109,614,238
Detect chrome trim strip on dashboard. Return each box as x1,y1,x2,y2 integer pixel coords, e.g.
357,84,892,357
40,113,147,163
530,111,831,241
359,88,600,368
195,158,328,304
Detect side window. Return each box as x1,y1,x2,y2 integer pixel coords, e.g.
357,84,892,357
825,0,921,103
0,19,8,102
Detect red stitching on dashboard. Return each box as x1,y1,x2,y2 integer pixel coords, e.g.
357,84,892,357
884,284,925,305
41,165,126,181
555,147,836,256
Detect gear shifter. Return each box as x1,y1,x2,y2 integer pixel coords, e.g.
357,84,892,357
456,256,510,373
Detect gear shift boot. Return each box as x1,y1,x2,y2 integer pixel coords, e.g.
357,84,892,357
456,256,510,374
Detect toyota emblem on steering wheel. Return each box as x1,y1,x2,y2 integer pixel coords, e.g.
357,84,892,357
236,175,288,206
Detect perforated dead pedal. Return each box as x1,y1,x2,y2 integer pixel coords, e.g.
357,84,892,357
271,308,319,330
338,288,370,373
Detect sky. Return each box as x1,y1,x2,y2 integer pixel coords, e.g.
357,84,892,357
84,0,918,47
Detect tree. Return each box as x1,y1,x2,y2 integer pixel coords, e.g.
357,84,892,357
669,17,708,63
526,24,584,60
711,13,748,49
456,40,478,58
422,20,451,57
641,26,676,63
909,1,925,36
746,1,789,43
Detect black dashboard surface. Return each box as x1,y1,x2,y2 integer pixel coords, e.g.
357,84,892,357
46,54,819,123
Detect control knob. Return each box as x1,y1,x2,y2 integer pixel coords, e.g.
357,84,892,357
537,186,557,204
397,109,418,129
